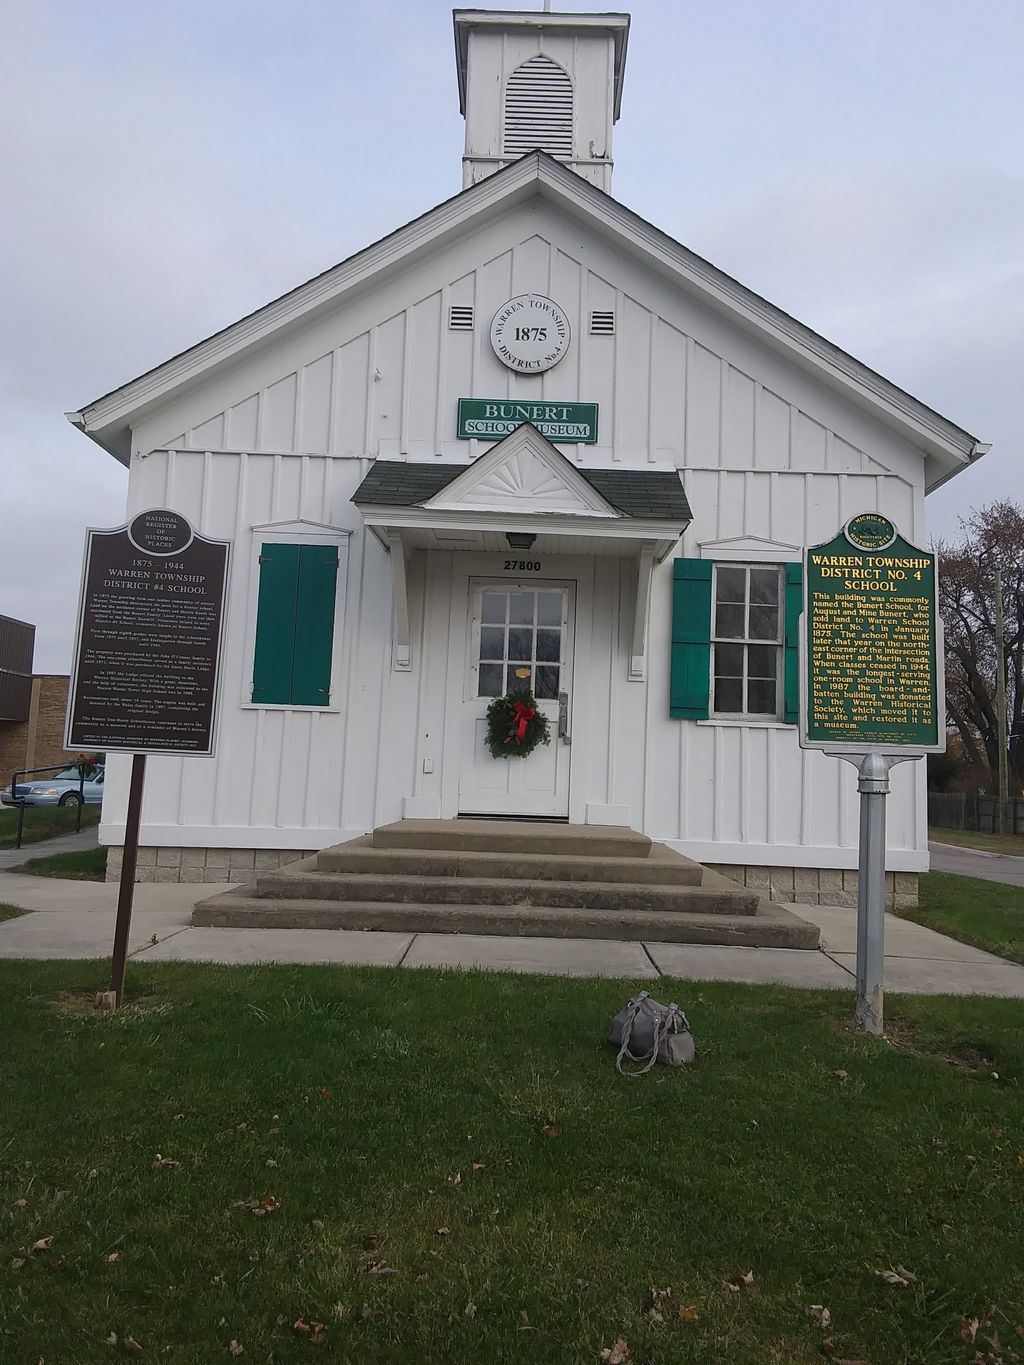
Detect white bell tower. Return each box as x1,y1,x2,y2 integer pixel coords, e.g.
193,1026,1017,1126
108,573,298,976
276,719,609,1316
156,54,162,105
453,8,630,192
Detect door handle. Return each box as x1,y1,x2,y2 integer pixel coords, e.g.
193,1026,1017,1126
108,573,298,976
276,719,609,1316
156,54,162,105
557,691,571,745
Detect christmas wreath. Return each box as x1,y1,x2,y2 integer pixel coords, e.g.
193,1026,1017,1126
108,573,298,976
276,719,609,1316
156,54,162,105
484,688,551,759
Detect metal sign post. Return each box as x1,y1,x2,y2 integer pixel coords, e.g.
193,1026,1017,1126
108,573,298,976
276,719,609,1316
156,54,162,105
66,509,230,1008
800,512,944,1036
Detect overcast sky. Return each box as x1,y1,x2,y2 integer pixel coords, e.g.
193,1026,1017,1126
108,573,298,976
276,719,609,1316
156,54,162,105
3,0,1022,671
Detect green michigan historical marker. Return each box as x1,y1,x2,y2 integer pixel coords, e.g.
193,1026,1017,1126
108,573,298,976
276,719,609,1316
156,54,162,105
803,513,941,751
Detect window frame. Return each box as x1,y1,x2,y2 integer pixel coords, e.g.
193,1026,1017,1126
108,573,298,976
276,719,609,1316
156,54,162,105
709,561,785,723
241,522,351,713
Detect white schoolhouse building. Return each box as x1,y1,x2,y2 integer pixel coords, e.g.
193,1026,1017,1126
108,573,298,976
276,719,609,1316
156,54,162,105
71,7,983,908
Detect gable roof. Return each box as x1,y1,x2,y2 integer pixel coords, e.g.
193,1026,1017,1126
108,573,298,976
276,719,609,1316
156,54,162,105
352,456,692,522
68,151,986,491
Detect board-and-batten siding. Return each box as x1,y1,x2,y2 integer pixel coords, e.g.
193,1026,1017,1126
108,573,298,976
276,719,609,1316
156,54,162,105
106,202,928,865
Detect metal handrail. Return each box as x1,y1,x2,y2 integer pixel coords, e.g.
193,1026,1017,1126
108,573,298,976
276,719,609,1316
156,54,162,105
7,762,94,849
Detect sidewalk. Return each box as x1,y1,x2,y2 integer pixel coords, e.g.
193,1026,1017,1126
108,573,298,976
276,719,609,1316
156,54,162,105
0,824,99,871
1,870,1023,996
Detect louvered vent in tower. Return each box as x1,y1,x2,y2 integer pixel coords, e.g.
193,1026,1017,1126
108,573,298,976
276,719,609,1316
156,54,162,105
449,305,474,331
589,310,615,336
503,55,574,159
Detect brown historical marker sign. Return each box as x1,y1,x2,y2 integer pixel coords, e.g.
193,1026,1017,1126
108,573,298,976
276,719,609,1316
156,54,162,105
66,509,230,755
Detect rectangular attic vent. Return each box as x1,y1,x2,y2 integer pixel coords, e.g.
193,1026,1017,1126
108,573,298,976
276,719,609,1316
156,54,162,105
449,305,474,330
589,310,615,335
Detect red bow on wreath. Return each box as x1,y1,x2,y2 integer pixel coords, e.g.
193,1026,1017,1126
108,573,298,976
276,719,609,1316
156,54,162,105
507,699,537,744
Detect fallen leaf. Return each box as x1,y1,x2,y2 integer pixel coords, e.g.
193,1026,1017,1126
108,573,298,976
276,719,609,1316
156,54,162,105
10,1257,25,1270
265,1159,277,1168
231,1196,281,1217
105,1331,118,1346
88,1169,99,1180
471,1163,487,1173
598,1340,631,1364
464,1301,476,1319
727,1269,755,1290
832,1069,849,1081
436,1227,450,1238
228,1343,244,1357
330,1303,346,1320
360,1259,398,1277
519,1309,529,1325
1017,1155,1024,1169
359,1304,374,1322
807,1304,832,1327
678,1305,699,1322
445,1172,462,1187
29,1237,54,1255
151,1155,180,1171
105,1251,122,1264
961,1318,980,1345
543,1126,561,1138
311,1219,325,1232
321,1088,332,1101
13,1198,27,1209
125,1339,143,1354
875,1265,917,1287
293,1319,311,1336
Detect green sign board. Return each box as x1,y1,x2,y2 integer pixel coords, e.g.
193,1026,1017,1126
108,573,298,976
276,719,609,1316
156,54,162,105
457,399,598,444
803,513,942,751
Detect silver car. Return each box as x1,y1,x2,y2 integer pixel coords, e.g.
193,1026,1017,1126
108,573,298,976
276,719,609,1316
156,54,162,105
0,766,105,808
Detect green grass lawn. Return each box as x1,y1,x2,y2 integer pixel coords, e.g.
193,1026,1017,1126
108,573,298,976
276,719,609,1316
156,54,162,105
0,803,100,849
901,871,1024,967
0,903,27,923
929,826,1024,856
12,846,107,881
1,962,1022,1364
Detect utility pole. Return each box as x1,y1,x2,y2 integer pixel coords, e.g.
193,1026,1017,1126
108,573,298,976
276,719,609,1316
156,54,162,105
994,563,1010,833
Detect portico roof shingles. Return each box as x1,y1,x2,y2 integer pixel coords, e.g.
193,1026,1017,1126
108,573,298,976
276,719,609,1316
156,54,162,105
352,460,692,521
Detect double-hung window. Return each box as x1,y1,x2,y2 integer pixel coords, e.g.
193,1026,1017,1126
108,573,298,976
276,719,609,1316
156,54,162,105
711,564,784,719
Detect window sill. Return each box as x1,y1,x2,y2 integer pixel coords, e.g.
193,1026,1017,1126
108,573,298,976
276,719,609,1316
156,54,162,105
241,702,339,714
698,717,793,730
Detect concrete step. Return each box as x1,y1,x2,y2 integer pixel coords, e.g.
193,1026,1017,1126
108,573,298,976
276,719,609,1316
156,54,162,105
371,819,652,858
253,870,759,916
315,838,703,886
191,893,820,949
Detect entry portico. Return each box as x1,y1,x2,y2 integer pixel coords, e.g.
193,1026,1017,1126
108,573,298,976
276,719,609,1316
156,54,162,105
353,422,690,821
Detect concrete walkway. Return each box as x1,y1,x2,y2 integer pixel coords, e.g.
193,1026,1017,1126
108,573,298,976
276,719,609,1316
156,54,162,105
1,870,1023,996
929,839,1024,888
0,823,99,871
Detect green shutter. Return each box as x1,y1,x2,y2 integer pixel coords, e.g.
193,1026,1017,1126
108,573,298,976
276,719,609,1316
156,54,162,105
290,545,339,706
670,558,713,720
252,543,338,706
252,544,300,704
783,561,803,725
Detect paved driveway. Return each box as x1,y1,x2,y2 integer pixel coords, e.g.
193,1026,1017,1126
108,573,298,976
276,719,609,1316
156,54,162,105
929,840,1024,888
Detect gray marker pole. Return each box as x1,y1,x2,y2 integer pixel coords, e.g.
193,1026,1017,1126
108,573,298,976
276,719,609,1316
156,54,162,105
854,753,891,1035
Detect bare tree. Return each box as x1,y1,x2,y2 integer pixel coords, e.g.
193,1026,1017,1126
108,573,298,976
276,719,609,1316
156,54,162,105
936,500,1024,792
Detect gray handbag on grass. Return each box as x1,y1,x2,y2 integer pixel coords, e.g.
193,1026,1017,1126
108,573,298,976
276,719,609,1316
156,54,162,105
609,991,696,1076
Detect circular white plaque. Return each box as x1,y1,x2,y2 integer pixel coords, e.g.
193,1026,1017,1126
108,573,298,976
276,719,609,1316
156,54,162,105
490,294,571,374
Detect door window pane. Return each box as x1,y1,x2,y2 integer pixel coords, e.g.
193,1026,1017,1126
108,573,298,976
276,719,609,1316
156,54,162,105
535,664,559,699
508,627,533,661
481,591,507,624
509,591,535,625
536,628,561,662
479,626,505,661
507,666,532,693
537,592,562,627
478,664,503,697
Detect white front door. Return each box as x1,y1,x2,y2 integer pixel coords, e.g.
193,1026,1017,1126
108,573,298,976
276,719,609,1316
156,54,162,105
458,579,574,817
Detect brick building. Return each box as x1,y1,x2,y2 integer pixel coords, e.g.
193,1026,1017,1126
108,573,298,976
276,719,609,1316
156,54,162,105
0,616,75,789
